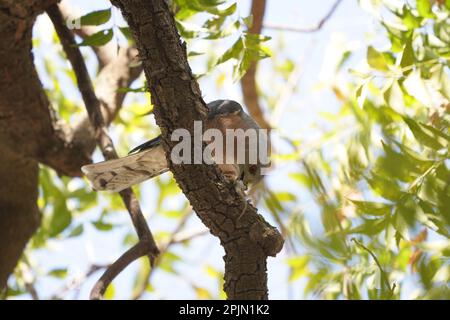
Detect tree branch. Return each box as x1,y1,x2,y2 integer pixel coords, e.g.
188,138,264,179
47,4,159,299
71,46,143,154
0,1,92,178
0,149,40,290
58,1,144,156
56,3,144,156
50,264,108,299
90,240,155,300
0,0,142,290
264,0,343,33
58,0,117,69
351,238,395,298
110,0,284,299
0,0,87,290
240,0,271,130
132,208,194,300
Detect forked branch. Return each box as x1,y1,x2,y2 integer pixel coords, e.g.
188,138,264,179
46,4,159,300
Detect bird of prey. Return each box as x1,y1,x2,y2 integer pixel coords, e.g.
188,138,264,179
82,100,269,193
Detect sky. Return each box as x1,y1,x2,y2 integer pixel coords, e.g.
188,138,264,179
17,0,388,300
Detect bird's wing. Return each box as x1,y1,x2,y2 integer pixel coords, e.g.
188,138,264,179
81,145,168,192
128,135,162,154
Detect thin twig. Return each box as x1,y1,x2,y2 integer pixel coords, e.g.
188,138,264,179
47,4,159,300
24,282,39,300
132,208,195,300
131,227,209,300
58,1,117,68
90,241,156,299
171,228,209,244
264,0,343,33
51,2,143,158
15,256,40,300
111,0,284,300
50,264,108,300
351,238,395,299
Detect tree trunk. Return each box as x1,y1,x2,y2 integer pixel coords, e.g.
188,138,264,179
111,0,284,299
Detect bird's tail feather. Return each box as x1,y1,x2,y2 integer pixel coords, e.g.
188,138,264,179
81,145,168,192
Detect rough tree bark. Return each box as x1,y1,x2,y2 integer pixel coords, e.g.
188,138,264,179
46,4,159,299
110,0,284,299
0,0,142,290
0,0,284,298
0,0,75,290
0,0,89,177
0,149,40,290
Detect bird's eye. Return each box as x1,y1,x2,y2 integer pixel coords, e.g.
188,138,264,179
249,164,258,175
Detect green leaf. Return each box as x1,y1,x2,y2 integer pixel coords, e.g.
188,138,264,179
119,27,133,41
287,256,310,282
177,0,235,18
48,268,68,279
205,265,222,278
6,286,26,297
199,0,227,5
77,29,114,47
131,258,150,298
242,14,253,28
381,19,409,53
345,218,387,235
376,141,426,182
432,65,450,100
159,252,181,274
401,5,422,29
355,81,369,107
391,141,434,165
189,1,236,16
383,80,404,112
104,284,115,300
48,199,72,237
67,224,84,238
350,200,393,216
69,188,96,211
366,173,402,201
188,51,204,57
275,192,297,202
161,209,185,219
117,86,147,93
416,0,434,18
289,173,313,189
215,32,271,80
403,69,432,105
403,117,449,150
400,36,415,75
216,37,243,65
176,20,206,39
235,50,252,80
367,46,390,71
264,191,284,215
434,18,450,44
92,221,114,231
216,2,237,16
79,9,111,26
204,19,240,40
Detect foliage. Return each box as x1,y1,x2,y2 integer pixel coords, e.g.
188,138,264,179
4,0,449,300
273,0,450,299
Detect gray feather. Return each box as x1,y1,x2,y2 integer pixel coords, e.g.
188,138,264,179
81,145,168,192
